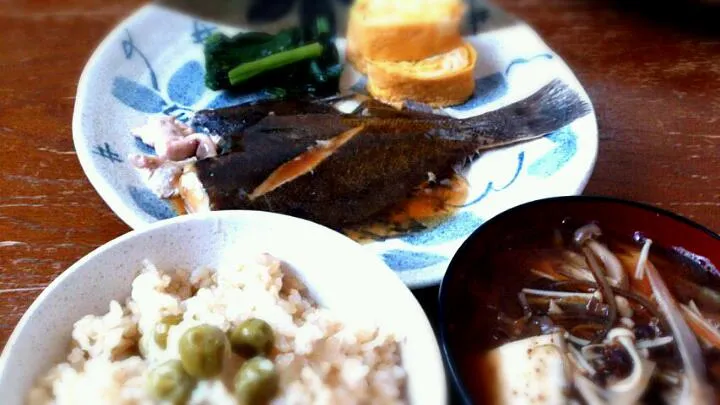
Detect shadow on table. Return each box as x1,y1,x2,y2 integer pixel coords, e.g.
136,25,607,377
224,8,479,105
412,285,465,405
599,0,720,36
154,0,521,37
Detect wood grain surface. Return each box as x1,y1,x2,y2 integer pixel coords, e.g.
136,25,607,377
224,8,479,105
0,0,718,387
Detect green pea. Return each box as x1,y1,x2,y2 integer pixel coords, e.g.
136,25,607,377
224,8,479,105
154,314,184,349
178,324,226,378
146,359,195,404
228,318,275,357
234,356,279,405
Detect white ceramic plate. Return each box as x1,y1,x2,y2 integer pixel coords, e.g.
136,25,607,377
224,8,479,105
0,211,446,405
73,0,598,288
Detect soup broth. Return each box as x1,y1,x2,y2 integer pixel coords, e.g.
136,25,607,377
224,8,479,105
448,219,720,404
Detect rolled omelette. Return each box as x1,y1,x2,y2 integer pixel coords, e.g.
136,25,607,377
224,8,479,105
346,0,466,74
345,6,368,74
366,41,477,108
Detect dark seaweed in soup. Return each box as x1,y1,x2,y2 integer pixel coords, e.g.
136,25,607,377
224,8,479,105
446,219,720,404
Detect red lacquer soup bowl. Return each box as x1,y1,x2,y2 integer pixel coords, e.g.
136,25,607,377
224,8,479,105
439,196,720,404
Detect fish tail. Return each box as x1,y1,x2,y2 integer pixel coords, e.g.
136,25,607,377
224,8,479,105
460,79,592,148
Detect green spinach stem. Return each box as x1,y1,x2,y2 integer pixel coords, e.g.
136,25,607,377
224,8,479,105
228,42,324,85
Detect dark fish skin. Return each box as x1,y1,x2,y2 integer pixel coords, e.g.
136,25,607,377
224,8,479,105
193,98,336,138
194,114,351,209
352,98,450,120
188,80,592,229
237,122,482,228
192,96,446,138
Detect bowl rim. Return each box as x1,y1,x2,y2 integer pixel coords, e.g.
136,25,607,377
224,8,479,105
0,210,447,405
437,195,720,404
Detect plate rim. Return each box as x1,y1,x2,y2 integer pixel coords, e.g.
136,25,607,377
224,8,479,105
72,3,157,231
72,2,599,288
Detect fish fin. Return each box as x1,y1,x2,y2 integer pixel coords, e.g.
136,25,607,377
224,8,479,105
262,194,274,212
460,79,592,148
401,100,448,117
452,163,471,186
313,93,361,104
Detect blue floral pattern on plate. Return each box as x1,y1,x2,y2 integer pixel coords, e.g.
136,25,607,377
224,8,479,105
382,250,449,273
128,186,175,220
401,211,485,247
528,127,577,177
75,1,598,288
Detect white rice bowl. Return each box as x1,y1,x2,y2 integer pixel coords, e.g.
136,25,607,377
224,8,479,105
0,211,446,405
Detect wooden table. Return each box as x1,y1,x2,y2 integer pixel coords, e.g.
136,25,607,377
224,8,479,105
1,0,718,397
